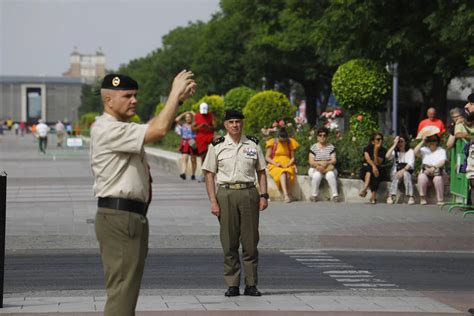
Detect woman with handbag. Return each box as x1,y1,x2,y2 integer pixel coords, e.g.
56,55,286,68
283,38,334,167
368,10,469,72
175,111,197,180
414,134,447,205
266,128,299,203
385,135,415,204
308,127,339,202
359,132,387,204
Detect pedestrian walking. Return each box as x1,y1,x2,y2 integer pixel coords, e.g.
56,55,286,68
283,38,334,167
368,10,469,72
90,71,196,316
175,111,197,180
36,119,49,154
55,120,65,147
202,109,268,297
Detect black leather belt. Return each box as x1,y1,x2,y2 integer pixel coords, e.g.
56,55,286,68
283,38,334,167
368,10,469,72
98,197,148,216
219,182,255,190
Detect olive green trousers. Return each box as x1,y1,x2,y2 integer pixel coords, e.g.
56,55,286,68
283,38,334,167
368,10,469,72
217,186,260,287
95,208,149,316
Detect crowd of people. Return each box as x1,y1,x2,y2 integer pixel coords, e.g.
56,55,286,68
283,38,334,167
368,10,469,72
175,93,474,206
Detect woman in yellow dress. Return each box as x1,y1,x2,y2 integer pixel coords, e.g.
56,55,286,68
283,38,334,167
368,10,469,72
265,128,299,202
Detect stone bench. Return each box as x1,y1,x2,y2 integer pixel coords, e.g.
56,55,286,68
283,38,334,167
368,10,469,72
145,147,451,204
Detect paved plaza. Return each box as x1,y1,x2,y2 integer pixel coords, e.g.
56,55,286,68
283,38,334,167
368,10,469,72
0,131,473,315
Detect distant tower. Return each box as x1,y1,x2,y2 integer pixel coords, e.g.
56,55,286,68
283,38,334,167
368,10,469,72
63,47,106,84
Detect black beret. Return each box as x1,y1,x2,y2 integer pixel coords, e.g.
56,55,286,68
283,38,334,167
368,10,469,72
101,74,138,90
468,93,474,103
224,109,245,121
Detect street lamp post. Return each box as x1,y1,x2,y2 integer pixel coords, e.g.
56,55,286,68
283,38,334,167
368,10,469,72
391,62,399,135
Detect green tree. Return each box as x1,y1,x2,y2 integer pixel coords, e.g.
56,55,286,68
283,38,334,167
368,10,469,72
316,0,473,119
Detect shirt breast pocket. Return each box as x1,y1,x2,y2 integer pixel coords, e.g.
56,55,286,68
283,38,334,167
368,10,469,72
218,152,235,174
241,154,257,177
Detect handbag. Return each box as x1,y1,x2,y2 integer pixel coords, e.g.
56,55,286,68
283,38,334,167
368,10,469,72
188,138,197,150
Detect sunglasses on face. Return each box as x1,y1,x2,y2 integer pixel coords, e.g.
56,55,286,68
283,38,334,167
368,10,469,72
375,138,383,141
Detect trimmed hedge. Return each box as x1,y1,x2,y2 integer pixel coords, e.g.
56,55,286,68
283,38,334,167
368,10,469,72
332,59,390,113
224,86,257,111
243,90,296,135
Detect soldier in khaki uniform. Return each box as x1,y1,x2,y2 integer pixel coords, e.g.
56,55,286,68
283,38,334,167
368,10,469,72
202,109,269,297
91,71,196,316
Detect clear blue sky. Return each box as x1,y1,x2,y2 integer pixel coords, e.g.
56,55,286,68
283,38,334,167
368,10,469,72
0,0,220,76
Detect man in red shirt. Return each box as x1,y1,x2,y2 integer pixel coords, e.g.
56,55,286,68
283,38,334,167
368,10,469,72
193,102,216,181
417,107,446,135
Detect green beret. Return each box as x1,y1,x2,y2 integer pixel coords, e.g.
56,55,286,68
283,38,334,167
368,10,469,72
224,109,245,121
101,74,138,90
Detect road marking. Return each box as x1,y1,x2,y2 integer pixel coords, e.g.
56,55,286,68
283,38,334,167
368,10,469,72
281,250,400,290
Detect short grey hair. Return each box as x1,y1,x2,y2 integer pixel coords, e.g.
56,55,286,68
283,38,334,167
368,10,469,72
449,107,462,116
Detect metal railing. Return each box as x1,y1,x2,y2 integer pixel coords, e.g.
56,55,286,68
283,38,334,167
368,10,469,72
0,171,6,308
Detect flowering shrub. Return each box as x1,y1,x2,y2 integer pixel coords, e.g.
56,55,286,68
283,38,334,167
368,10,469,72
348,111,378,142
320,108,343,119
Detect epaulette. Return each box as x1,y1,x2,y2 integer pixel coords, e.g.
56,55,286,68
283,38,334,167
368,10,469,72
211,136,225,146
246,135,259,145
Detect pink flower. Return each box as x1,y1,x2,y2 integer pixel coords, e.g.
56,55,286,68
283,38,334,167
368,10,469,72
334,109,342,116
357,114,363,122
272,121,278,128
279,120,285,127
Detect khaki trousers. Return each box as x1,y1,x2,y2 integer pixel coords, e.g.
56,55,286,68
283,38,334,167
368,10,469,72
217,186,260,287
95,208,149,316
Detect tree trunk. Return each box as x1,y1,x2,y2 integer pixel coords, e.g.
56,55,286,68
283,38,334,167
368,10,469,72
302,82,319,127
431,75,448,121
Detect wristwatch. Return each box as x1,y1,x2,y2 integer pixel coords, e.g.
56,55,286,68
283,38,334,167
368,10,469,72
259,193,269,199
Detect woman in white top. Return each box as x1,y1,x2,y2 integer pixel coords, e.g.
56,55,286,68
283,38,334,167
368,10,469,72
385,135,415,204
414,134,447,205
308,127,339,202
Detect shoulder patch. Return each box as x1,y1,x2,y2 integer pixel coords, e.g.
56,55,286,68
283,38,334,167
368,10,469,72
246,135,259,145
211,136,225,146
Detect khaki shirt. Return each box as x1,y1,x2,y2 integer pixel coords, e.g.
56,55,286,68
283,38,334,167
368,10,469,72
202,134,266,184
90,112,149,203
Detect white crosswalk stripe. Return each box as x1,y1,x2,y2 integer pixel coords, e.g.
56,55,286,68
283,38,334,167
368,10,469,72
281,249,400,290
6,183,208,203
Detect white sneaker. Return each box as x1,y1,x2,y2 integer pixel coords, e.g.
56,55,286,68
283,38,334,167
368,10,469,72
408,197,415,205
420,198,427,205
386,196,394,204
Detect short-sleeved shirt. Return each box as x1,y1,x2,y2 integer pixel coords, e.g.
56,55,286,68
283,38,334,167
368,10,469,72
388,148,415,173
202,134,266,184
90,112,149,203
417,118,446,134
419,146,447,166
179,124,195,140
310,143,336,161
454,122,474,139
36,123,49,137
363,144,387,163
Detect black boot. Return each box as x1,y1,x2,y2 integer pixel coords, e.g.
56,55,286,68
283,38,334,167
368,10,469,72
224,286,240,297
244,285,262,296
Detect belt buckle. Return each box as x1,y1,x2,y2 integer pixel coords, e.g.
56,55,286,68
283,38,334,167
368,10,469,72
235,183,242,189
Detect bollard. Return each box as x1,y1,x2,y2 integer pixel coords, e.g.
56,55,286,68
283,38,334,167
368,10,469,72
0,171,6,308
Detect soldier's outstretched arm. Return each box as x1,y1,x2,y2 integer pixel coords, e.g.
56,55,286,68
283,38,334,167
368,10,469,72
144,70,196,144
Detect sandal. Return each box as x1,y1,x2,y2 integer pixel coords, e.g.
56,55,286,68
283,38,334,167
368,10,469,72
359,189,368,198
284,195,292,203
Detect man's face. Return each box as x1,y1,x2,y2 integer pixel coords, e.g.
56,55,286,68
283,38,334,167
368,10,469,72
224,119,243,136
465,101,474,114
105,89,138,121
427,108,436,120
